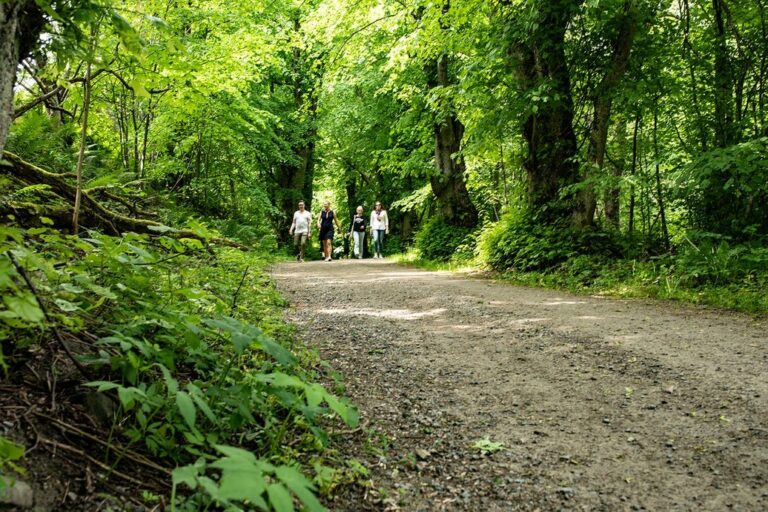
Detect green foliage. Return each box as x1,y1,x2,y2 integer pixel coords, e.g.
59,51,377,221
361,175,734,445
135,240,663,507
472,437,505,456
479,211,622,271
0,224,357,508
677,138,768,239
415,218,473,262
0,436,25,477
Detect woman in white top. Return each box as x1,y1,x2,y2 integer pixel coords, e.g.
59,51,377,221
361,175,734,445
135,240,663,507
369,201,389,259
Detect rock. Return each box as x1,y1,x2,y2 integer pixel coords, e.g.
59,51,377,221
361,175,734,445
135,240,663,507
557,487,575,499
415,448,431,460
0,477,34,508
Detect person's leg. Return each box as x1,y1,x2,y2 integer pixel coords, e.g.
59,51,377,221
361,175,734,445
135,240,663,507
359,232,365,258
378,229,385,258
299,234,307,261
372,230,380,256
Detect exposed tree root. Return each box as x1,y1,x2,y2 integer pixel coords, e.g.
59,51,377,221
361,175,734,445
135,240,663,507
0,151,247,249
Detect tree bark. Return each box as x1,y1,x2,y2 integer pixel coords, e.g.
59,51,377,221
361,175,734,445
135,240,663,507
426,52,478,228
712,0,735,147
0,1,44,154
576,0,638,228
512,0,582,218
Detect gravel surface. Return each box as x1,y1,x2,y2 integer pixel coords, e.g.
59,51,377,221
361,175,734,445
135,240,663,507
272,259,768,511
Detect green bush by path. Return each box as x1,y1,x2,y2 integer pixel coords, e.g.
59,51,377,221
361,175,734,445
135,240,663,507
415,217,473,261
0,224,358,510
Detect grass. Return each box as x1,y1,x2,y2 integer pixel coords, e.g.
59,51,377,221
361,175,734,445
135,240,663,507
394,250,768,317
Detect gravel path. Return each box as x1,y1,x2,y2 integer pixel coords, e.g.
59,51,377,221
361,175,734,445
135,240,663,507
272,259,768,511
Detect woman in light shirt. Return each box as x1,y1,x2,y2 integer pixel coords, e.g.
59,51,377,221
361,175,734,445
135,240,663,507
369,201,389,259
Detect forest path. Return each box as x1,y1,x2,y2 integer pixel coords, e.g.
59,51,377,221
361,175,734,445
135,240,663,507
272,260,768,511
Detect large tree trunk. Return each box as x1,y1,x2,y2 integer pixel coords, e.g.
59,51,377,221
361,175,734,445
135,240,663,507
576,0,638,228
0,1,43,154
427,53,478,228
512,0,581,217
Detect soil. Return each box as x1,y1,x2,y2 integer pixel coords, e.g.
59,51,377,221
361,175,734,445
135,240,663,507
272,259,768,511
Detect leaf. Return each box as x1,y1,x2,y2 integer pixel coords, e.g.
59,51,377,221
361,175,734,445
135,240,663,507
275,466,324,512
255,372,305,389
256,334,297,366
84,380,120,392
171,464,200,489
324,394,359,428
0,435,24,462
176,391,196,429
266,483,295,512
3,294,44,323
158,364,178,395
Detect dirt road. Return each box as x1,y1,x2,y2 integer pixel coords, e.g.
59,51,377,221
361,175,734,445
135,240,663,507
272,260,768,511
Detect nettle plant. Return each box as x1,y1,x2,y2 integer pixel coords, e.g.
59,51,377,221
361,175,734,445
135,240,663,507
0,224,358,510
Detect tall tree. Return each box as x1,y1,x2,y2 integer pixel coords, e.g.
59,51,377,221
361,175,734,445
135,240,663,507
577,0,640,228
509,0,582,218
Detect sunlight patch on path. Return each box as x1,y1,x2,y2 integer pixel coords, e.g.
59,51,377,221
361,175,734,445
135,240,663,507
316,307,447,321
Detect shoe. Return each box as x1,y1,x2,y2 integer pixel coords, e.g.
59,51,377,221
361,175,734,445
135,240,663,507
296,254,301,261
300,258,305,262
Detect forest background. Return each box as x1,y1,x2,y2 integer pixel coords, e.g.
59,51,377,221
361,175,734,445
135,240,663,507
1,0,767,509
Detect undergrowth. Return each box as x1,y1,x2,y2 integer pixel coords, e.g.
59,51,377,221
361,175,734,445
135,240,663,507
0,221,360,510
401,214,768,315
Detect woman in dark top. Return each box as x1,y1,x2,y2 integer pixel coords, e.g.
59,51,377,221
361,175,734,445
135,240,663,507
349,206,367,259
317,201,341,261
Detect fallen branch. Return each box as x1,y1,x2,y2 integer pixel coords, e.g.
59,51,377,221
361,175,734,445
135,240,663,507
40,438,168,489
0,151,247,249
35,412,172,476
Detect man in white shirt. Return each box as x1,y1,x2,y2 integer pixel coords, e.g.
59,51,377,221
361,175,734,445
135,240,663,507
369,201,389,259
289,200,312,262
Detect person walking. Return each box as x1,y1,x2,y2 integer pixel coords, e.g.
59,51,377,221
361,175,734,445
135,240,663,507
288,200,312,262
370,201,389,259
317,201,341,261
349,206,367,259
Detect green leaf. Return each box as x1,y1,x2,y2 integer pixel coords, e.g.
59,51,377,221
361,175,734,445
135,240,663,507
275,466,324,512
266,483,294,512
176,391,196,429
171,464,200,489
3,294,43,323
0,435,24,462
324,394,359,428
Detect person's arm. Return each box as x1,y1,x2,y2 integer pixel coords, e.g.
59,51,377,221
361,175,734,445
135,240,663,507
384,211,390,234
317,213,322,230
306,212,312,236
334,212,342,231
289,212,296,235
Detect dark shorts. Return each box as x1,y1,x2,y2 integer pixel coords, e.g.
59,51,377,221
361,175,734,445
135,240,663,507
319,229,334,241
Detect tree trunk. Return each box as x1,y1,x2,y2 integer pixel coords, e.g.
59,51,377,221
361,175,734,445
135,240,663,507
577,0,638,228
73,24,99,235
712,0,735,147
512,0,581,218
0,1,44,154
427,53,478,228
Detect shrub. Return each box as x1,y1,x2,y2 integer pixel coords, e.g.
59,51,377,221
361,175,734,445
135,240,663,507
415,217,472,261
478,210,623,271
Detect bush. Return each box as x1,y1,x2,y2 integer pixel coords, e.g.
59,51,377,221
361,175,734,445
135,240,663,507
478,210,623,271
674,233,768,286
415,217,472,261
